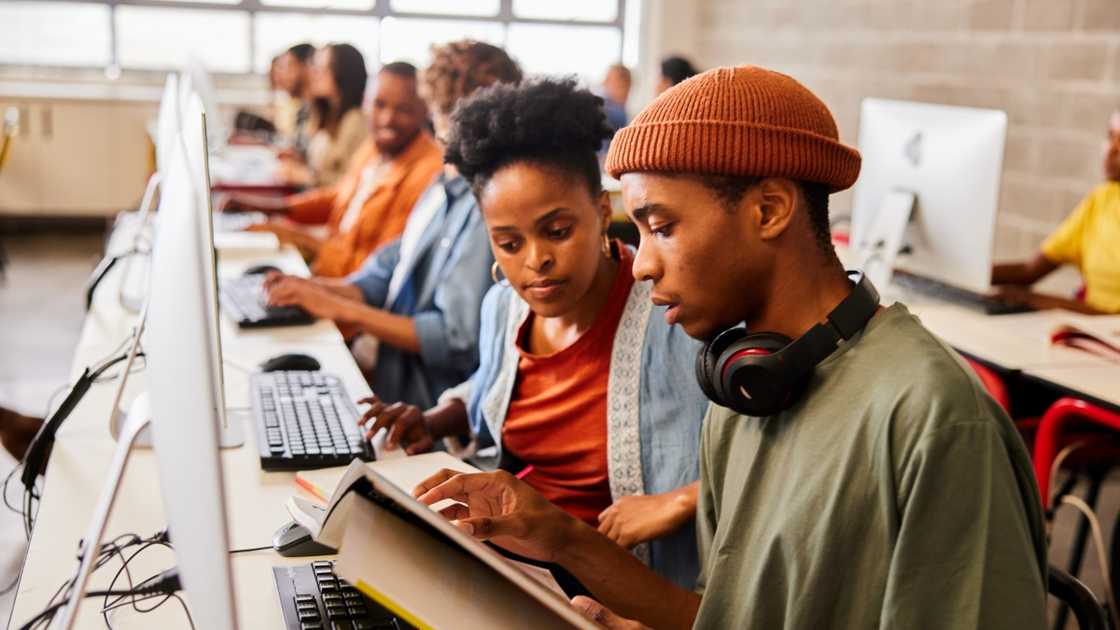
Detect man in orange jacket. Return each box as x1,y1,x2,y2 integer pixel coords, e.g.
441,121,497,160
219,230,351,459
221,61,443,278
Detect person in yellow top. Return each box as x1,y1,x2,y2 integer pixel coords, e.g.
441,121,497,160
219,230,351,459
992,111,1120,313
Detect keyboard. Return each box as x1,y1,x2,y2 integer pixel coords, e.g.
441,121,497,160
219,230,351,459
251,371,374,471
892,272,1035,316
221,274,314,328
274,561,413,630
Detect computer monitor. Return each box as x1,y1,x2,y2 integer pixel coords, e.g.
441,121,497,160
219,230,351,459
144,139,239,630
181,93,237,442
850,98,1007,294
185,56,226,149
155,73,181,177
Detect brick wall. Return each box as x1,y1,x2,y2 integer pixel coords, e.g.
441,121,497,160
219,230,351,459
692,0,1120,261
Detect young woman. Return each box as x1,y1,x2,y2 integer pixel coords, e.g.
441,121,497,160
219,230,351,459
360,78,707,588
280,43,368,186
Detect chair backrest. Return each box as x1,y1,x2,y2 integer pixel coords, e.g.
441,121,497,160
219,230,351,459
1049,565,1110,630
1033,397,1120,505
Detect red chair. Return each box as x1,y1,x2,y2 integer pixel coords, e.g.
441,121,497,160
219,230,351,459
1032,397,1120,629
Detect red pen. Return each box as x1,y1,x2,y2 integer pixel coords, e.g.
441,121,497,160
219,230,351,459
515,465,534,480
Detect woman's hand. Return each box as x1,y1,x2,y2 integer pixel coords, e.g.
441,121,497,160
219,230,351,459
597,484,698,550
356,395,433,454
413,469,582,564
265,274,354,321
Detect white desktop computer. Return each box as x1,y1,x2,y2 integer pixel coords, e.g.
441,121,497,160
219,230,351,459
62,136,239,630
144,138,240,629
850,98,1007,295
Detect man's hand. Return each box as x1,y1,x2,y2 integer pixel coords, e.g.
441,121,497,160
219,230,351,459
356,395,433,454
597,488,696,550
265,274,353,321
571,597,652,630
413,469,581,563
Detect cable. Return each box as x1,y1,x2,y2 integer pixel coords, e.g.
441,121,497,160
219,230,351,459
229,544,272,554
1057,495,1120,621
17,531,178,630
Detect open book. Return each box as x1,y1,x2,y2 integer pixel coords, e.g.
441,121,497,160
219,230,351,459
1050,318,1120,363
286,452,480,549
333,466,597,630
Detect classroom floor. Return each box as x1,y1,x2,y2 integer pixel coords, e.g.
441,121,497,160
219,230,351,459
0,230,1116,627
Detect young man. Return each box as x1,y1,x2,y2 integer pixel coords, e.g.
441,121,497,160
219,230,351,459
992,110,1120,313
223,62,442,278
413,66,1048,629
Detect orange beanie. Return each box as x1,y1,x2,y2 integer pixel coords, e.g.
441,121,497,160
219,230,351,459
605,65,861,192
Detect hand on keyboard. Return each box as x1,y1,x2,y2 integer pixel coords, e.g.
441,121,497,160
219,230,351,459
357,395,433,455
266,275,352,322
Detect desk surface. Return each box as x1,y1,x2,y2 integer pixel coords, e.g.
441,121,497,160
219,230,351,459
833,243,1120,407
11,217,371,629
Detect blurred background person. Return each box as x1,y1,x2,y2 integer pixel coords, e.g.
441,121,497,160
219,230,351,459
657,54,698,95
279,43,368,187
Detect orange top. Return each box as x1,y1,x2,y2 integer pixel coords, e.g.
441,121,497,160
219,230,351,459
501,251,635,525
284,132,443,278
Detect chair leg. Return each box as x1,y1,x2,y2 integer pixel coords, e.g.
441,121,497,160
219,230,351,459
1054,471,1106,630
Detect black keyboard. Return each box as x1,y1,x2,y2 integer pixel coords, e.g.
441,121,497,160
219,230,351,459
251,371,374,471
274,561,413,630
221,275,314,328
892,272,1035,316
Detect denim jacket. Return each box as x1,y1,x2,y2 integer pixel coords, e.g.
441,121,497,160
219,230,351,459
443,275,708,589
346,175,493,409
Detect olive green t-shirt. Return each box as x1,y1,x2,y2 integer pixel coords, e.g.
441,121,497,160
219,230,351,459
694,304,1047,630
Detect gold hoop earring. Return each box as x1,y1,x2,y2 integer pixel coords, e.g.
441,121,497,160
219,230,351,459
601,232,612,258
490,261,509,286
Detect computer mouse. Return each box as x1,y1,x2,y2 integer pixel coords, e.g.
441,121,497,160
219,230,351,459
272,520,336,557
243,263,281,276
260,353,321,372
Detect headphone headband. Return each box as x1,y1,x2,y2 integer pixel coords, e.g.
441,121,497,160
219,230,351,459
748,270,880,384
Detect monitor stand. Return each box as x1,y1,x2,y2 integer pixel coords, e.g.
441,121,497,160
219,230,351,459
111,392,245,449
855,190,914,291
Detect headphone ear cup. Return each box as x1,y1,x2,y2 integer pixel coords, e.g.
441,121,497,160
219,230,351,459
718,332,793,416
695,327,748,406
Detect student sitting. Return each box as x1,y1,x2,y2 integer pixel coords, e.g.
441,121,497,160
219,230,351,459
358,78,707,589
263,41,523,409
992,110,1120,314
272,43,315,154
413,66,1048,630
279,43,369,187
222,62,442,278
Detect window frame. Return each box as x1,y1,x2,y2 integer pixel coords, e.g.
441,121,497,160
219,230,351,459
5,0,627,75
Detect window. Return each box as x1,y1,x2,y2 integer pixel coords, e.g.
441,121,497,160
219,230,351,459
4,0,629,80
390,0,499,16
116,6,251,73
512,0,618,23
0,2,111,67
507,23,621,80
254,13,379,73
379,17,505,67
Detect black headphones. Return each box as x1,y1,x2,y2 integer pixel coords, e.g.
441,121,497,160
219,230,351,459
695,270,880,417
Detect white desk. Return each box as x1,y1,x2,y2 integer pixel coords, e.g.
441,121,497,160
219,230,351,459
10,216,371,629
833,244,1120,409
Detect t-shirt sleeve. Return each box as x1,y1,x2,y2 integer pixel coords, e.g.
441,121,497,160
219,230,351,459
1041,192,1095,266
880,420,1047,630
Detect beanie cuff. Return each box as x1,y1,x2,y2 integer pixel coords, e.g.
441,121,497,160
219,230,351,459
605,120,861,192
